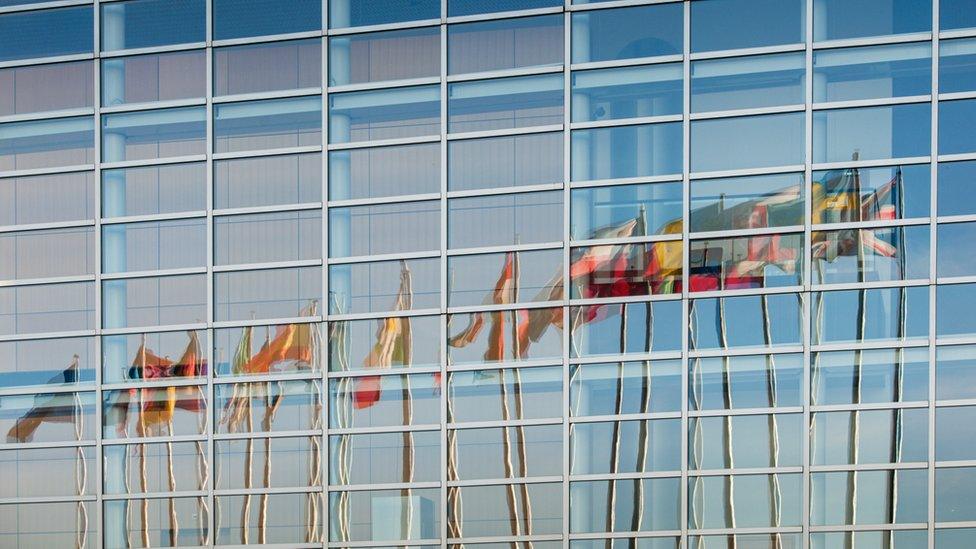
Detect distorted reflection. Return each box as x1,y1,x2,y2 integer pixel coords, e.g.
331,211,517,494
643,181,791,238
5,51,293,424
213,322,320,377
3,391,95,444
329,315,439,372
447,482,561,538
690,233,803,291
690,353,804,410
447,366,562,424
812,347,929,405
0,501,95,548
690,293,802,351
329,488,439,542
0,336,95,391
102,330,207,383
811,286,928,345
104,496,209,548
690,414,803,470
811,409,928,466
217,436,322,489
810,470,927,526
215,379,322,434
570,478,680,533
570,360,682,416
449,424,562,481
571,300,682,358
571,419,681,475
330,431,439,485
216,492,322,545
689,473,802,529
103,441,207,494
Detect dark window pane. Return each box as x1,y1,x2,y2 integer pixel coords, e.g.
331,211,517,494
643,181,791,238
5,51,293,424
102,162,206,218
448,191,563,249
330,200,440,257
101,107,206,163
449,15,563,75
692,52,806,112
330,0,440,29
0,60,93,117
813,42,931,102
571,4,683,63
940,38,976,94
328,258,440,314
571,63,682,123
0,6,93,62
691,0,804,52
450,0,560,16
691,173,805,233
813,0,932,41
329,27,439,86
692,112,804,172
942,0,976,31
690,293,803,351
101,218,206,273
450,132,561,192
812,286,929,345
213,0,321,40
571,360,682,416
214,96,322,154
101,0,205,51
102,330,208,384
214,267,321,322
214,152,322,210
940,99,976,155
572,122,682,180
814,104,930,164
572,300,683,357
214,39,321,96
0,336,95,391
0,116,95,172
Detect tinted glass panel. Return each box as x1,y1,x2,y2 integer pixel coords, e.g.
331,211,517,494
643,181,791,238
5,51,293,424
449,249,563,307
329,27,439,86
689,293,803,351
571,4,682,63
102,162,206,218
938,345,976,401
691,52,805,112
571,63,682,123
939,99,976,155
214,266,321,322
449,74,563,133
938,161,976,217
691,173,805,232
0,6,93,62
101,218,206,273
813,42,931,102
0,446,95,498
103,329,207,383
216,492,318,545
101,107,206,163
0,281,95,336
939,222,976,278
448,483,561,537
572,300,683,357
214,152,322,210
937,283,976,339
813,0,932,41
937,406,976,461
0,116,94,172
329,0,439,29
692,112,804,172
572,122,682,181
214,210,321,266
449,15,563,75
571,241,683,298
330,200,439,257
811,408,928,465
450,0,560,16
691,0,804,52
102,274,206,329
213,0,320,40
448,191,563,249
329,85,440,143
571,360,682,416
328,257,440,314
0,60,93,117
331,142,438,201
450,132,561,192
0,336,95,391
103,441,207,494
571,419,681,474
100,0,205,51
214,39,321,96
102,50,206,107
0,227,94,281
937,467,976,522
0,501,97,548
328,314,439,371
940,38,976,94
213,96,322,154
942,0,976,31
814,104,931,163
104,385,206,439
572,182,683,240
811,286,929,345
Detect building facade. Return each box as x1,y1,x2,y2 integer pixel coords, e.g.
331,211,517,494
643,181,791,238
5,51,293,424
0,0,975,547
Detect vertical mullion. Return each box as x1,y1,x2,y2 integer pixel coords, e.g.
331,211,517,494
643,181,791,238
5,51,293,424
803,0,815,546
204,0,216,545
928,1,940,547
439,0,449,546
321,1,330,546
681,2,692,548
561,3,572,548
93,2,103,547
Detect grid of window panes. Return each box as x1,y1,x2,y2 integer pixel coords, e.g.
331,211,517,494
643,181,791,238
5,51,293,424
1,0,976,547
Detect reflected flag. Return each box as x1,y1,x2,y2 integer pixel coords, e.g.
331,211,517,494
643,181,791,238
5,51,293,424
6,356,82,443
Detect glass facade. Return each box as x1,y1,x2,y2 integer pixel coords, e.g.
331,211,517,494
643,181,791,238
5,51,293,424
0,0,972,548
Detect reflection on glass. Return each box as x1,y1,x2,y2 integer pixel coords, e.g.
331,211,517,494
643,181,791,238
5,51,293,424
213,267,321,322
449,424,561,480
571,63,682,123
813,42,931,102
1,391,94,444
215,379,322,434
689,473,802,528
690,414,802,470
103,441,207,494
571,4,682,63
936,345,976,401
330,200,439,257
812,347,929,405
0,60,93,117
447,482,561,537
936,466,976,522
329,488,439,542
813,104,931,164
940,38,976,94
811,470,927,526
0,446,94,498
102,162,206,219
0,116,95,172
100,0,204,51
103,385,206,439
691,534,803,549
0,6,92,62
449,191,563,249
572,122,682,181
448,74,563,133
939,161,976,217
102,330,207,384
213,96,322,153
691,52,805,112
216,436,322,489
101,218,206,273
937,406,976,462
811,286,928,345
105,498,207,547
448,15,563,75
937,283,976,339
329,0,439,29
571,241,682,298
690,233,804,291
448,366,562,423
330,373,438,429
570,360,682,416
0,501,96,548
690,173,804,233
330,258,439,315
690,293,803,351
101,107,205,163
331,143,438,201
213,323,320,377
572,182,683,240
813,164,931,223
690,353,804,411
571,419,680,474
450,0,559,16
447,307,562,365
811,409,928,465
0,337,94,391
329,27,439,86
329,85,439,143
213,0,320,39
102,50,206,107
214,210,321,266
940,99,976,156
0,281,95,336
812,530,927,549
570,478,680,533
215,152,321,210
0,226,94,281
102,274,207,329
449,249,563,307
813,225,930,284
330,430,438,485
691,0,804,52
0,171,95,228
691,112,804,173
572,300,682,358
216,492,321,545
328,313,439,372
215,38,321,96
449,132,561,192
813,0,931,42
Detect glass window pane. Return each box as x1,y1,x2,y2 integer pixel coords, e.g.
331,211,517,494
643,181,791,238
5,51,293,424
690,353,805,410
215,379,321,434
447,307,563,365
811,470,928,525
813,164,931,223
448,74,563,133
330,430,439,484
691,52,806,112
448,483,561,537
217,492,319,545
689,293,803,351
939,222,976,278
689,232,804,291
813,530,927,549
216,436,322,489
450,132,561,192
692,535,802,549
0,446,95,498
689,473,803,528
571,360,683,416
329,372,439,428
213,96,322,154
0,116,95,172
0,281,95,336
571,63,682,123
813,0,932,42
214,210,321,266
813,225,930,284
450,0,560,16
571,4,682,63
0,6,93,62
328,488,439,542
329,85,440,144
692,112,804,173
0,336,95,391
101,107,206,163
0,171,95,228
812,286,929,345
0,60,93,117
215,39,321,96
100,0,205,51
940,38,976,94
448,366,562,423
329,0,440,29
936,467,976,522
937,345,976,401
331,143,438,201
942,0,976,31
572,122,682,181
815,103,931,164
1,391,95,444
937,406,976,461
691,0,804,53
102,330,207,383
328,258,440,315
102,162,206,219
449,15,563,75
813,42,931,103
213,0,320,40
329,27,439,86
691,173,805,233
214,152,322,210
812,347,929,405
0,227,94,281
448,191,563,249
690,413,803,469
328,314,439,372
571,419,681,474
571,241,683,298
213,322,320,377
102,274,207,329
938,528,976,549
449,424,561,480
572,300,683,357
0,502,97,548
572,182,683,240
811,408,928,465
940,99,976,156
103,441,207,494
938,283,976,339
101,218,206,273
449,249,563,307
330,200,439,257
102,50,206,107
103,385,206,439
214,266,321,322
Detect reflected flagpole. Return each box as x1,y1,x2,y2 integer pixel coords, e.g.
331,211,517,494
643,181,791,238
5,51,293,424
888,167,907,545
